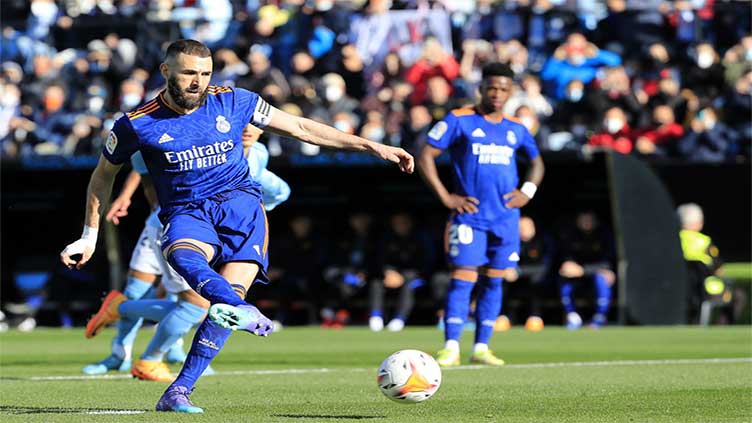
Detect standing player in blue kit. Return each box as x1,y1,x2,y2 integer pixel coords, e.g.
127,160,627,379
418,62,544,367
60,39,413,413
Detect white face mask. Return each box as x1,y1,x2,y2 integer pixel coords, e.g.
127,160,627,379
31,1,58,21
122,93,141,108
605,118,624,134
364,127,385,142
697,52,714,69
569,55,586,66
520,116,535,131
1,92,19,108
88,96,104,112
316,0,333,11
333,120,352,133
325,85,343,103
701,116,716,130
569,89,583,102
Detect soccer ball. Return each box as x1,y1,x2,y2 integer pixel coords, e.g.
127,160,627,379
376,349,442,403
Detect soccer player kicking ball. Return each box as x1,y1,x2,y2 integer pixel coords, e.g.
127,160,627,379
417,63,544,367
61,39,413,413
83,124,289,382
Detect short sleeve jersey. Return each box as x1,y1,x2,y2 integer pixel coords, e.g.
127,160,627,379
426,108,540,232
104,86,273,217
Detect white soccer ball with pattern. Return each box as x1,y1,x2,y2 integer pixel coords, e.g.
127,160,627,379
377,349,442,403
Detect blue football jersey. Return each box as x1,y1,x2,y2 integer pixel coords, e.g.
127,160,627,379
104,86,273,218
426,108,540,232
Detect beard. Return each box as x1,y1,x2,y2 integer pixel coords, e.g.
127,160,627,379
167,75,208,110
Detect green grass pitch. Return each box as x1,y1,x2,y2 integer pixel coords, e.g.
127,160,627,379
1,326,750,422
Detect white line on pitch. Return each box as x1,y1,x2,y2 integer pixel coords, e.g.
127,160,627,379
24,357,752,381
82,410,146,415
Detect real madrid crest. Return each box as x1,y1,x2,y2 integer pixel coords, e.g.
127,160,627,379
216,115,231,133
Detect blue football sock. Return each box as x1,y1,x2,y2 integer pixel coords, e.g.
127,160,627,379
171,319,231,391
142,301,207,361
594,273,612,316
474,276,503,345
444,279,474,342
166,247,244,306
119,299,177,323
113,276,154,359
370,310,383,317
560,279,575,314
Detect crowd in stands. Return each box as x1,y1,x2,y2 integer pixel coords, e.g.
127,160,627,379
1,0,750,162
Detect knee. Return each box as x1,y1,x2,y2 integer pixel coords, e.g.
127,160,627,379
482,268,513,284
163,239,214,265
451,267,478,283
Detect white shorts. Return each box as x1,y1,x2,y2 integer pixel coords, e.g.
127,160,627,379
129,215,191,294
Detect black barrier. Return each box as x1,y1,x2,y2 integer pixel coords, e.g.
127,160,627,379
606,153,688,324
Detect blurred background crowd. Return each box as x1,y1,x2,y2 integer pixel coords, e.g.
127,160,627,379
1,0,750,161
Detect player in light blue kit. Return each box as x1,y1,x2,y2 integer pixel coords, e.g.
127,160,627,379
417,63,544,367
82,124,289,383
60,39,413,413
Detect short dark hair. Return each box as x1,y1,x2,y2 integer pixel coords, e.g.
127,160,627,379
482,62,515,80
165,39,211,61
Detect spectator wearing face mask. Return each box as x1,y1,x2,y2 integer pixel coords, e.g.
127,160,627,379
685,43,726,101
548,79,596,149
587,107,634,154
541,33,621,100
678,107,740,162
320,72,359,117
635,104,685,156
331,111,359,136
359,110,386,144
117,78,145,112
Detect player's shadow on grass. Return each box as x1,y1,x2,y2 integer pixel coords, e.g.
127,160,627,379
0,405,148,415
272,414,385,420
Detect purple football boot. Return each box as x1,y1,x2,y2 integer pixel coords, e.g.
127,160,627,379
208,304,274,336
156,385,204,413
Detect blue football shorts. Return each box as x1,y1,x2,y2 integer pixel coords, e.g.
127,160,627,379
160,188,269,284
444,217,520,270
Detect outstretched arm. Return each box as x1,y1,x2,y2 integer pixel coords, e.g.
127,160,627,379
417,144,479,214
61,154,123,269
264,106,414,173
